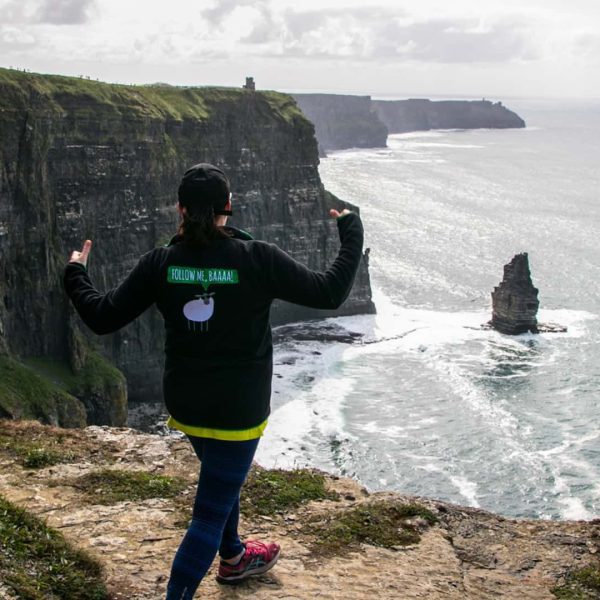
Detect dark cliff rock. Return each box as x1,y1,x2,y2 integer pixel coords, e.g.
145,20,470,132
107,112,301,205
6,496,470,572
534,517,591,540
0,68,375,420
292,93,388,155
373,99,526,133
491,253,539,334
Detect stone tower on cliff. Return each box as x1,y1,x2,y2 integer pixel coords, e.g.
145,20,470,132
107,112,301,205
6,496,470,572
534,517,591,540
491,253,539,334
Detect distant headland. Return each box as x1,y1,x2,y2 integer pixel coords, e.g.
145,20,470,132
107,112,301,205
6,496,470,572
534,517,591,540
292,93,525,155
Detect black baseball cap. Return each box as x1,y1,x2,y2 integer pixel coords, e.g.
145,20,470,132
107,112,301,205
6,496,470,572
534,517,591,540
178,163,232,216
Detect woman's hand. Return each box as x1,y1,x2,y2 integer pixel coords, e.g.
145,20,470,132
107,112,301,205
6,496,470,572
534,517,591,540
329,208,351,219
69,239,92,267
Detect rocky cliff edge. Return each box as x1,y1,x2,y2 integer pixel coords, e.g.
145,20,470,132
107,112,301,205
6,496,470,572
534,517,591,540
0,420,598,600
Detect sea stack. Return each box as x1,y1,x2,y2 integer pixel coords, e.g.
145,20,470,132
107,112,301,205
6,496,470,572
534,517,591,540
491,253,539,334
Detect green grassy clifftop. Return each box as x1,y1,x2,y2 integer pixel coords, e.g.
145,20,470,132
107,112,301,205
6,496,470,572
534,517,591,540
0,69,305,124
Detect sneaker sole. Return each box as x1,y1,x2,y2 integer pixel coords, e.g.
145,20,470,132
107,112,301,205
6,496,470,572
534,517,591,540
216,548,281,585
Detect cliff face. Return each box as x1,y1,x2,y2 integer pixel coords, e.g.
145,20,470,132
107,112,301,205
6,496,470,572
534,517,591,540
0,69,375,417
373,99,526,133
292,94,388,155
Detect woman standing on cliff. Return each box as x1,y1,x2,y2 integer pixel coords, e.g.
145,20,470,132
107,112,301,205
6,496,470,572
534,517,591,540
63,163,364,599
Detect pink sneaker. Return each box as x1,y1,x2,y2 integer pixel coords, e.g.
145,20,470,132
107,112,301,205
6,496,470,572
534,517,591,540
216,540,281,584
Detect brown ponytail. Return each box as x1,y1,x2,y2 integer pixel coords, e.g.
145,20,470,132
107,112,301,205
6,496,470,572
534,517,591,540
177,207,231,247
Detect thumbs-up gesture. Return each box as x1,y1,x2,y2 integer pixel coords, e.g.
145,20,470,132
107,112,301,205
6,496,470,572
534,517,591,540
329,208,351,219
69,239,92,268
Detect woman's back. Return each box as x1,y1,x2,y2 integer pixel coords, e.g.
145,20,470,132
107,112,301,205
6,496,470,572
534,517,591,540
63,162,365,598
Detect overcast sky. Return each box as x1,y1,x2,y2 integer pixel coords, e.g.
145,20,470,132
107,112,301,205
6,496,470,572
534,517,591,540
1,0,599,99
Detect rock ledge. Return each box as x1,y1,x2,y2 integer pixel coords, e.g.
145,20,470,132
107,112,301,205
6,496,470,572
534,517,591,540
0,420,597,599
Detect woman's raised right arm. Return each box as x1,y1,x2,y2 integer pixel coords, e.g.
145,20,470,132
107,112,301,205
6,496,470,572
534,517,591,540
63,246,158,335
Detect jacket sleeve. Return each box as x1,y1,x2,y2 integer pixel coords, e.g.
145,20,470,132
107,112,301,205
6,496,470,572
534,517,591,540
262,212,364,309
63,250,157,335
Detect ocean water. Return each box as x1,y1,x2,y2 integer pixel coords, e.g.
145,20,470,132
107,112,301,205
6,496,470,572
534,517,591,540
254,99,600,520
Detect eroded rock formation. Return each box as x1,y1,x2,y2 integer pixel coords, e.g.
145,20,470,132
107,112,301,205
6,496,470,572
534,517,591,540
491,253,539,334
490,254,567,335
0,69,375,422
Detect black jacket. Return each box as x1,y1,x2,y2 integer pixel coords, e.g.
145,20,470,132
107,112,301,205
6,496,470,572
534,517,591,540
63,213,364,436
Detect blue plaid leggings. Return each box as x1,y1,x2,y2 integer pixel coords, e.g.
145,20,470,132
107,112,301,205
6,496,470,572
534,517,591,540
166,435,260,599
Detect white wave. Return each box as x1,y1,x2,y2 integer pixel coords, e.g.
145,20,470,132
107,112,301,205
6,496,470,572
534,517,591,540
408,143,485,149
552,470,598,520
537,430,600,458
417,462,443,473
395,158,447,164
449,475,480,508
540,430,600,520
311,370,357,440
357,421,410,438
560,496,595,520
537,308,597,337
328,291,594,352
256,340,356,470
326,147,390,160
388,131,447,141
256,396,315,469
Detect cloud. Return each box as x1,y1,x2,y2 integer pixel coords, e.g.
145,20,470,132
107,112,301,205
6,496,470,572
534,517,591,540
202,0,263,25
0,0,32,23
372,18,537,63
0,26,37,51
36,0,96,25
239,8,537,64
0,0,96,25
575,33,600,62
240,4,279,44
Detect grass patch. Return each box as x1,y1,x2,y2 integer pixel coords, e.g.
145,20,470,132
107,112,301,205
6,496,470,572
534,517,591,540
25,349,127,427
261,90,308,124
0,356,86,428
241,466,340,517
0,495,108,600
22,447,75,469
305,500,437,557
0,420,112,469
71,469,187,505
553,564,600,599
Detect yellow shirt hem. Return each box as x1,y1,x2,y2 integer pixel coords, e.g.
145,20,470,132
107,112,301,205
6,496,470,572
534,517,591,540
166,415,268,441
